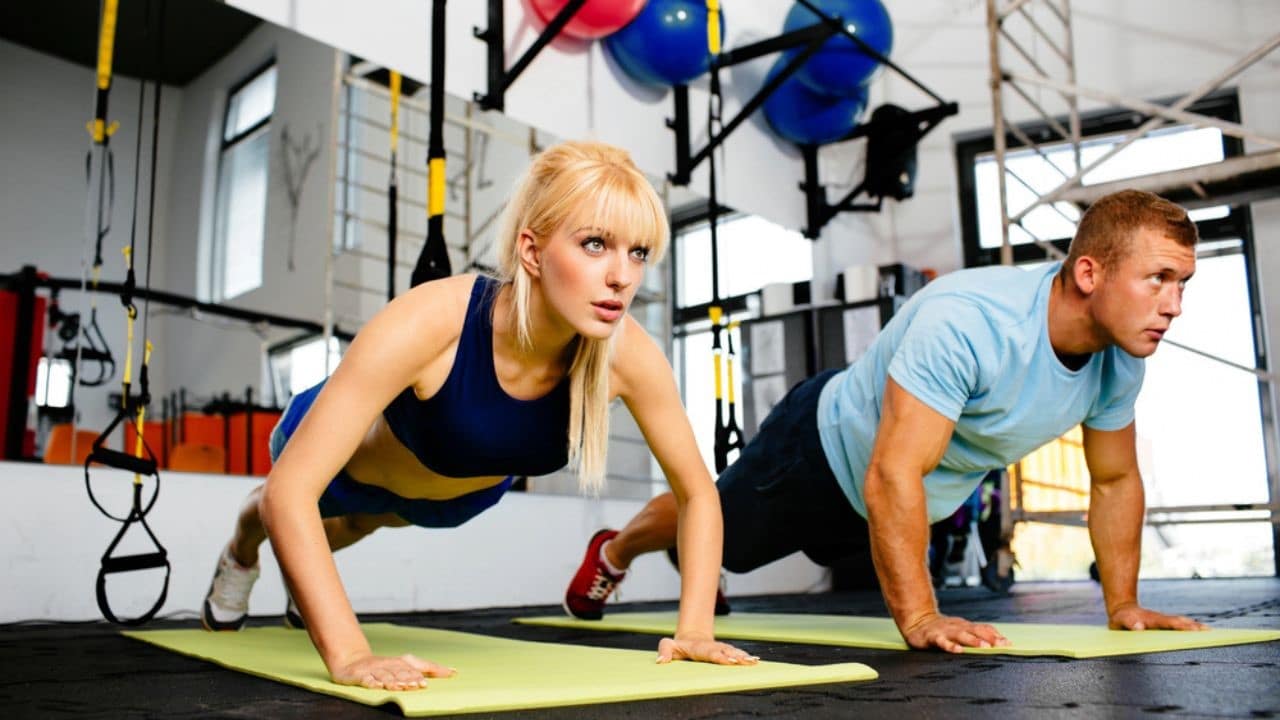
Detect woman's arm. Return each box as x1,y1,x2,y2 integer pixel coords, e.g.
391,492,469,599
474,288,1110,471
612,317,757,665
260,274,472,689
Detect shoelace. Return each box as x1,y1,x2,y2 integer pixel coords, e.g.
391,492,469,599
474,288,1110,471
585,571,618,602
211,558,258,611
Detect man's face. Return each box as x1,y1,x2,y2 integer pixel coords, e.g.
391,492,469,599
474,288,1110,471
1090,227,1196,358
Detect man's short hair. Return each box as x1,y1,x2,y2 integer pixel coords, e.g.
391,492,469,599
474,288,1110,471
1063,189,1199,272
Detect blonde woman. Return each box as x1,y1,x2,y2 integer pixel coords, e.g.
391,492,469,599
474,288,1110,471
201,141,755,690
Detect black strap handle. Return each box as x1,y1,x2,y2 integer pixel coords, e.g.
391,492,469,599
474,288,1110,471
95,483,171,626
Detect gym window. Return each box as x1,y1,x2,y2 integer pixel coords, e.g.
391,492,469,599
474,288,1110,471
956,89,1246,265
211,61,277,302
267,335,343,404
670,205,814,472
34,357,72,409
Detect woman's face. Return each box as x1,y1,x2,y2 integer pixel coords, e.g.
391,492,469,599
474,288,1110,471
529,220,652,341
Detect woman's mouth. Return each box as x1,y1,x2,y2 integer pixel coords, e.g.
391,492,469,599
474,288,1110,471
592,300,624,322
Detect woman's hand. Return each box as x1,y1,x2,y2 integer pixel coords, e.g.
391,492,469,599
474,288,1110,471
656,634,760,665
331,653,456,691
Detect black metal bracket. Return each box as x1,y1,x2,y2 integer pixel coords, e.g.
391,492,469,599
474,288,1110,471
665,0,961,239
667,21,836,186
800,101,959,238
473,0,587,112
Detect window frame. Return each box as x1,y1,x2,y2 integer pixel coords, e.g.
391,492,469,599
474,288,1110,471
210,58,277,302
954,88,1249,267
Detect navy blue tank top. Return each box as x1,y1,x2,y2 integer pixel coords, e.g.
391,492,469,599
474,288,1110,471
382,275,571,478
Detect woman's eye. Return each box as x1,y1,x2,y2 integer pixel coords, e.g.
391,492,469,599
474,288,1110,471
630,247,650,262
582,238,605,253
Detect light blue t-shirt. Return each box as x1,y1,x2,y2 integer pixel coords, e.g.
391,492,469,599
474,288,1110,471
816,262,1144,522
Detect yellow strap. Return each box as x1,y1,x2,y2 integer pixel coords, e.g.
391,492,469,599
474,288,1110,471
132,404,147,484
130,341,154,485
711,351,723,400
97,0,120,90
706,0,721,56
123,309,135,387
708,306,724,398
428,157,446,216
726,356,736,403
86,119,120,143
726,321,739,404
389,71,402,154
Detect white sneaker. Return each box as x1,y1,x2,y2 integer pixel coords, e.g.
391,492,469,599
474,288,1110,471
201,546,259,631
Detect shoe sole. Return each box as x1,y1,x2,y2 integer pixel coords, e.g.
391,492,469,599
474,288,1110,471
200,598,246,632
562,598,603,621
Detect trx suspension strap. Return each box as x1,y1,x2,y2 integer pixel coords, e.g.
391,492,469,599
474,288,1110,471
387,71,402,301
411,0,452,286
71,0,123,460
704,0,742,474
85,0,170,626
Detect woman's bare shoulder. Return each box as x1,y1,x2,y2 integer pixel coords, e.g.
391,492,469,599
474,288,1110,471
347,273,485,366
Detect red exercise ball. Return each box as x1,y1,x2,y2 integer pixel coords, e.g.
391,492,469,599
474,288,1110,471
529,0,647,40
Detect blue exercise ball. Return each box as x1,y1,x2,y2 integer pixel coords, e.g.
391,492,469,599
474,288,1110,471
762,58,868,145
605,0,726,87
783,0,893,97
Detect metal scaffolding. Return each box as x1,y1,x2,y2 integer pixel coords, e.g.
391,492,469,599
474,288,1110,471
984,0,1280,582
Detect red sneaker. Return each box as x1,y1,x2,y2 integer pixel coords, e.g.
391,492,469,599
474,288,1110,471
715,574,732,617
564,529,626,620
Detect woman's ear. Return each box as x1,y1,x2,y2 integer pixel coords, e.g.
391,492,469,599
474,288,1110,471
518,229,541,278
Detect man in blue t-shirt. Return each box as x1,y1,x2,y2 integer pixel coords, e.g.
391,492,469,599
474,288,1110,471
565,189,1207,652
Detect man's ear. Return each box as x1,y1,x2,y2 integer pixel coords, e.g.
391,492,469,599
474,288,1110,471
517,229,541,278
1073,255,1101,296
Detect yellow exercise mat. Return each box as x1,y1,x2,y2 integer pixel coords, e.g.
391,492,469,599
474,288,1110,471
124,623,877,717
513,612,1280,659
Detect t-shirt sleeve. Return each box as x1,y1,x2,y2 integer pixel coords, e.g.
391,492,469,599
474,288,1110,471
887,299,992,421
1084,351,1145,431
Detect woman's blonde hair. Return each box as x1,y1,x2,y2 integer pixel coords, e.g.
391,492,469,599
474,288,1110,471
494,140,669,494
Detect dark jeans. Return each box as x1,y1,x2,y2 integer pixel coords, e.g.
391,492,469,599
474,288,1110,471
717,369,871,573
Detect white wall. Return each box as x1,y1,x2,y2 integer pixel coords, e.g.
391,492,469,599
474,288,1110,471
156,23,341,402
0,462,827,622
224,0,889,264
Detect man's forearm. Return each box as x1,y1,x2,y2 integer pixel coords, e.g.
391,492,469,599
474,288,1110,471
1088,471,1145,614
864,466,937,631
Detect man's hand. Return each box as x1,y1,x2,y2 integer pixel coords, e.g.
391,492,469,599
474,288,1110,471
1109,603,1207,632
902,612,1011,653
332,653,457,691
656,634,760,665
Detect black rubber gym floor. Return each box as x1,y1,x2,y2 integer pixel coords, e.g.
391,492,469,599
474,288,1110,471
3,578,1277,719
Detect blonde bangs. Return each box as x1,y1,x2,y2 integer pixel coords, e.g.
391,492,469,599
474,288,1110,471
572,170,669,262
532,160,669,265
